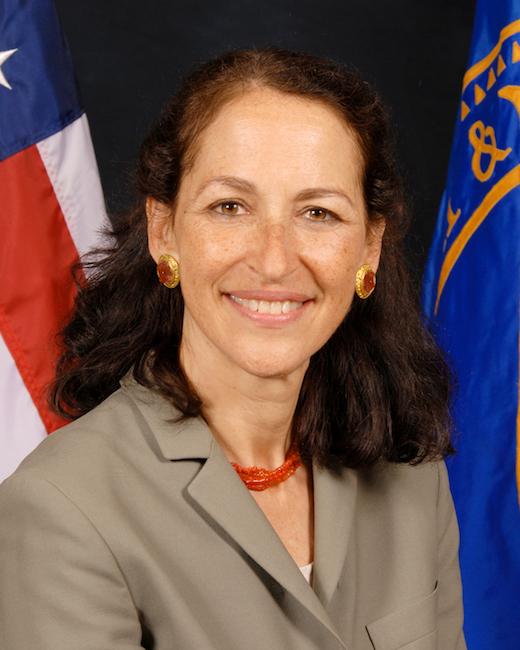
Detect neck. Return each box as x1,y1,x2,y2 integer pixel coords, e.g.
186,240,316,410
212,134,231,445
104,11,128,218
179,331,308,469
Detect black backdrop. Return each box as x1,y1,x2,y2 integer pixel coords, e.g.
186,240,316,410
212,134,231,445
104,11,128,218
54,0,475,278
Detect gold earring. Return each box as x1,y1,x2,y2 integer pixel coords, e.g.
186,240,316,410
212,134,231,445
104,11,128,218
156,254,180,288
355,264,376,299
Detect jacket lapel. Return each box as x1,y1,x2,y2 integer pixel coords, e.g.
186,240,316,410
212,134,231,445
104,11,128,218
312,460,357,607
120,376,349,648
187,437,345,647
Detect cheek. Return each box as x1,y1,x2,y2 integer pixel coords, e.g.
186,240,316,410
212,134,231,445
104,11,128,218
177,225,242,294
302,235,364,301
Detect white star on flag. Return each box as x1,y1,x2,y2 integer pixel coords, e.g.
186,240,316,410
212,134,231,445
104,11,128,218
0,49,18,90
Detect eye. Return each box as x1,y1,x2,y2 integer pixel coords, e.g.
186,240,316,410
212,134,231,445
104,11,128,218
304,207,338,222
210,200,247,216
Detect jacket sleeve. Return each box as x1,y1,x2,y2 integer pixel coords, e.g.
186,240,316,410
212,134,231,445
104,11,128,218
0,471,145,650
436,461,467,649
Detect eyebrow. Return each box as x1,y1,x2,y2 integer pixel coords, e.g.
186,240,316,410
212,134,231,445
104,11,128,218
195,175,355,208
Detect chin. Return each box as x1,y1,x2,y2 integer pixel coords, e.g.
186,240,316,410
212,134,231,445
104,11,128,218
233,349,310,380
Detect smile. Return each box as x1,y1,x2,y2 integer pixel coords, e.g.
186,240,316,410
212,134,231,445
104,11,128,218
224,293,312,326
228,295,304,314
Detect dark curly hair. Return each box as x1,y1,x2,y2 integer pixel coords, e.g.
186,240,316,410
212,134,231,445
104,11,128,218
51,47,453,469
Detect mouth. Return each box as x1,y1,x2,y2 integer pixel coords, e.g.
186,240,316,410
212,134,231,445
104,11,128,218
223,293,313,325
228,294,305,314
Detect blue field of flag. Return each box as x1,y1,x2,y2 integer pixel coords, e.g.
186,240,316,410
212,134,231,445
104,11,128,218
0,0,82,160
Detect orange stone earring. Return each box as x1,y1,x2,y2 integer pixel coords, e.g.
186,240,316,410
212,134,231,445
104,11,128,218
355,264,376,299
156,254,180,288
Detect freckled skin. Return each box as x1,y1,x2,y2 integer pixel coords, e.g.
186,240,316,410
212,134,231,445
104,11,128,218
148,87,384,381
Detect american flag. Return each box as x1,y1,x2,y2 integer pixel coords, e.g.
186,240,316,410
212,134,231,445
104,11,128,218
0,0,107,481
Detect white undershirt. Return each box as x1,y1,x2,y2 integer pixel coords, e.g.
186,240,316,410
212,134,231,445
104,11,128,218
299,561,313,583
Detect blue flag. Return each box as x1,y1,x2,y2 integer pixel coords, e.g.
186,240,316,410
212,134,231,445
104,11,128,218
423,2,520,648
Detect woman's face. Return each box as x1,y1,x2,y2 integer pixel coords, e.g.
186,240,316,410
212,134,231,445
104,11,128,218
148,87,384,379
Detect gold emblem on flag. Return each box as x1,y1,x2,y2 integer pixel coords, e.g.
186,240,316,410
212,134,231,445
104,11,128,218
435,20,520,315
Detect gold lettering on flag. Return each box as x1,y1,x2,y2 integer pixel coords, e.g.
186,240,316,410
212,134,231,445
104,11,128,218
435,22,520,314
468,120,511,181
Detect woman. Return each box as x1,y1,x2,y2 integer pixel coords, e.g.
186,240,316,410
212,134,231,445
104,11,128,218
0,48,466,649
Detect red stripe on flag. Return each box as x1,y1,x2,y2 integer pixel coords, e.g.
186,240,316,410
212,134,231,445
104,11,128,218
0,145,83,432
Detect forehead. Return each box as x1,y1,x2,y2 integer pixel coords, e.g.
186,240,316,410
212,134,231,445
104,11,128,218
184,87,365,195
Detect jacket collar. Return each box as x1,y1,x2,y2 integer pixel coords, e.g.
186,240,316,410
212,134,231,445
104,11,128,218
120,372,212,460
120,373,356,649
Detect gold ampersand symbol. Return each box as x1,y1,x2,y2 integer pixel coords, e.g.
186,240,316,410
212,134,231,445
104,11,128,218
468,120,511,182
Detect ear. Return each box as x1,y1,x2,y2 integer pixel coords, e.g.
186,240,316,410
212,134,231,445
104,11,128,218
146,197,178,263
364,217,386,273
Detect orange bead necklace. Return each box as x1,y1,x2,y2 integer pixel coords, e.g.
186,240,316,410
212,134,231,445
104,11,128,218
231,444,302,491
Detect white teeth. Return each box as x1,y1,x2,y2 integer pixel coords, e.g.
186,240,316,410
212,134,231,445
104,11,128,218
229,295,304,314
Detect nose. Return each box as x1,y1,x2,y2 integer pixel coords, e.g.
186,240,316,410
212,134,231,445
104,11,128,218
248,219,298,281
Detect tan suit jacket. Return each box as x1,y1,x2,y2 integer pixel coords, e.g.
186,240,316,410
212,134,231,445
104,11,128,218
0,375,466,650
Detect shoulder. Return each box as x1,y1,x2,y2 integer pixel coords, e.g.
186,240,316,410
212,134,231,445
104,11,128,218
0,381,176,502
0,392,145,648
7,388,141,477
359,457,445,497
355,459,451,531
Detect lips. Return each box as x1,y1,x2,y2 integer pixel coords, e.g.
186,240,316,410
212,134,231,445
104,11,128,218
224,289,313,302
228,294,303,314
223,292,312,325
